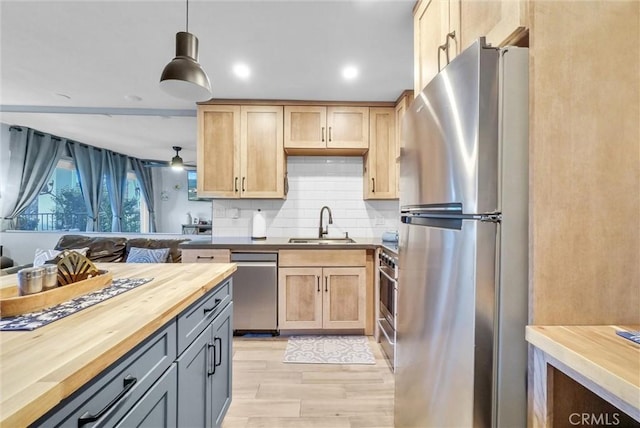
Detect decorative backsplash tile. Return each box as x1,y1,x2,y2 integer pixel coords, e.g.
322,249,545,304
210,156,399,238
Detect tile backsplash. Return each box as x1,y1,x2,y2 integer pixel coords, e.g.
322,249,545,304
210,156,399,238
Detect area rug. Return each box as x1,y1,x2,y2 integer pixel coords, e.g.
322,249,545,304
283,335,376,365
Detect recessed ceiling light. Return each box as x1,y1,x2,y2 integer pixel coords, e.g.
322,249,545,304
54,93,71,100
125,94,143,102
342,66,359,80
232,63,251,80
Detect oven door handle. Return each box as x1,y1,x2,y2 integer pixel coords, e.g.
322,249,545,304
378,266,398,284
377,319,396,345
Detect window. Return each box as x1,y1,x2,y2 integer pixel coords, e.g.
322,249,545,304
15,159,148,232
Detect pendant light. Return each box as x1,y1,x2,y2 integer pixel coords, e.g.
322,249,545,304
160,0,212,101
171,146,184,170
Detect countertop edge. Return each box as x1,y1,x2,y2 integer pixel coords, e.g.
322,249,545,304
525,325,640,416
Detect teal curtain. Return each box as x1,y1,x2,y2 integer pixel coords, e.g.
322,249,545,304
0,127,66,230
105,151,128,232
130,158,157,232
68,142,106,232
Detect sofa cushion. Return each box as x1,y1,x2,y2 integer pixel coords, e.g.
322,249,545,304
126,238,190,263
126,247,171,263
54,235,128,263
34,247,88,267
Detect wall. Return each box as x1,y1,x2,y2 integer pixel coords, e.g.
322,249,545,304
209,156,399,238
152,168,213,234
529,1,640,324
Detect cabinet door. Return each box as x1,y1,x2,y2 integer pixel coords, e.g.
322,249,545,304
322,267,366,329
326,107,369,149
177,326,212,428
197,105,241,198
395,92,412,196
240,106,285,198
284,106,327,149
278,267,323,329
114,364,177,428
458,0,528,51
414,0,449,94
365,107,396,200
210,303,233,427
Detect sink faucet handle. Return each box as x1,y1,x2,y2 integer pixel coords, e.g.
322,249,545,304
345,231,349,239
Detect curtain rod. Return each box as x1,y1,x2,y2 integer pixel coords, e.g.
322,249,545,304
9,125,142,161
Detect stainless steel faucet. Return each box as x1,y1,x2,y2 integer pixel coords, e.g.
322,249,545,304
318,206,333,238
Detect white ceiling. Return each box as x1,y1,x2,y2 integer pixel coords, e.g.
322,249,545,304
0,0,414,165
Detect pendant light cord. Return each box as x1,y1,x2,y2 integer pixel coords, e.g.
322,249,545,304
186,0,189,32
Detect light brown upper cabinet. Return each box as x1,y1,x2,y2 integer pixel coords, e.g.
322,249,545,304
394,91,413,197
284,106,369,153
364,107,397,200
414,0,460,95
414,0,529,96
197,105,285,199
457,0,528,52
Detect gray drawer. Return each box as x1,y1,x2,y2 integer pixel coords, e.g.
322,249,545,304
33,321,177,428
177,279,232,355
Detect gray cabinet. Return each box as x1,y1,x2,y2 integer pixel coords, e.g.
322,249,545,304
114,364,177,428
32,279,234,428
33,322,177,428
177,300,233,428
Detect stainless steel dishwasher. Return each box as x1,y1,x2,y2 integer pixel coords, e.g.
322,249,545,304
230,252,278,334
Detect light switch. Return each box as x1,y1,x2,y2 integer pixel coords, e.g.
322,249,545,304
214,208,225,218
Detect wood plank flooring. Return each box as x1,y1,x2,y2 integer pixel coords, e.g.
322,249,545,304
222,336,395,428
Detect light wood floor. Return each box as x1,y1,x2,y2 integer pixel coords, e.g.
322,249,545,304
222,336,395,428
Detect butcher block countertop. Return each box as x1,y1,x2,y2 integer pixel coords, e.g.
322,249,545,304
526,325,640,419
0,262,236,427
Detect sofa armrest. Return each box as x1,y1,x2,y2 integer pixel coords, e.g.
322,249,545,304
1,263,34,276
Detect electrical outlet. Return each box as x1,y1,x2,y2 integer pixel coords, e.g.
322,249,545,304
214,208,225,218
375,216,385,226
229,208,240,219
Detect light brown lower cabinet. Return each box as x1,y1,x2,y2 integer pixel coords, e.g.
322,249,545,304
278,266,366,330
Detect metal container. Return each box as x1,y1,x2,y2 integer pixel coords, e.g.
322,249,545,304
17,267,44,296
42,265,59,290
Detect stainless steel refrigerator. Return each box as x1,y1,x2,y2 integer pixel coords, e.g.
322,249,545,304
395,39,529,427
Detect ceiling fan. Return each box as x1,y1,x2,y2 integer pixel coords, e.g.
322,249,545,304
143,146,196,170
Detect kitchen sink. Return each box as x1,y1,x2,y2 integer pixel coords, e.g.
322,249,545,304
288,237,356,244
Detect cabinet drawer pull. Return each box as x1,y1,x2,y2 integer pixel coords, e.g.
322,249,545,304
214,336,223,368
196,255,215,260
207,343,216,376
234,177,239,192
77,375,137,426
328,126,332,142
324,276,328,292
372,178,376,193
242,177,246,192
316,275,320,292
321,127,325,142
203,298,223,315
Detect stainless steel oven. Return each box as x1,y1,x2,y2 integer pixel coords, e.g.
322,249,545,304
378,247,398,371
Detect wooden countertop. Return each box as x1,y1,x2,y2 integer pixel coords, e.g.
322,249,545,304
0,262,236,427
526,325,640,418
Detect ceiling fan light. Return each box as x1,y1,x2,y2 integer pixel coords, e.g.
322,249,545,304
160,32,212,101
171,154,184,170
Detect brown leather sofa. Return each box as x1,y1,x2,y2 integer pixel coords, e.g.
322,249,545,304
55,235,189,263
1,235,190,275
